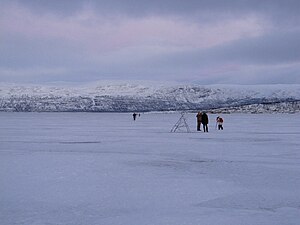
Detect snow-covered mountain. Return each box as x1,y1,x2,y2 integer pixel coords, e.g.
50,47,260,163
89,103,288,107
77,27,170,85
0,83,300,113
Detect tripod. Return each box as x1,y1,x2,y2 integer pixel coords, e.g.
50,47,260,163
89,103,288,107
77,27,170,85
170,112,191,133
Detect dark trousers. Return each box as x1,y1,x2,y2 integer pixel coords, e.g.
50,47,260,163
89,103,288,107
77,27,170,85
203,124,208,132
197,122,201,131
218,125,223,130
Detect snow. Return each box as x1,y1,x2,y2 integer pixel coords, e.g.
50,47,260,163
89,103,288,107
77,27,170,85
1,83,300,99
1,83,300,112
0,112,300,225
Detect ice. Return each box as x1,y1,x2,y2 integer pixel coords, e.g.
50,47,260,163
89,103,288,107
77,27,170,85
0,112,300,225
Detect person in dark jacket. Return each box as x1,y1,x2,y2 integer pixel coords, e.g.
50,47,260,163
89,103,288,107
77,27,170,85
196,111,202,131
201,112,209,132
132,112,137,121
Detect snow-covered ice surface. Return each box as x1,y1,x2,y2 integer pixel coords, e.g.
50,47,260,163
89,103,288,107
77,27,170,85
0,112,300,225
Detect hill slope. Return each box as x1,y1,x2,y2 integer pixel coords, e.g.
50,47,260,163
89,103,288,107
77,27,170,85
0,83,299,113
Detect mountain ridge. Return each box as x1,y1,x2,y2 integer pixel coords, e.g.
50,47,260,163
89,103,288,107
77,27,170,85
1,83,300,113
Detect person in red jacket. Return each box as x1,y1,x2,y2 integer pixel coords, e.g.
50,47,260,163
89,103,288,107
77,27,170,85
216,116,224,130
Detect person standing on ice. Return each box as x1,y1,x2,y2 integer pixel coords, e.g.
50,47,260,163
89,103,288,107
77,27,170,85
216,116,224,130
196,111,202,131
132,112,137,121
201,112,209,132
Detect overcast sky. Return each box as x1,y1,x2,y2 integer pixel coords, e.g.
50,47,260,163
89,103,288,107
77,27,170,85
1,0,300,85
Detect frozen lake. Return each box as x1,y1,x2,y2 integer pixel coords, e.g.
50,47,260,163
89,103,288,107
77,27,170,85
0,112,300,225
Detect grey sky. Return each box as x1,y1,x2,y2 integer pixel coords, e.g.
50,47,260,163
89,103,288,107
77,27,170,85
0,0,299,84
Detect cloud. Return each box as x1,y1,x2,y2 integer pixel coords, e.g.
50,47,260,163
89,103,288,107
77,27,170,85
190,29,300,66
0,3,266,50
5,0,300,20
0,0,299,84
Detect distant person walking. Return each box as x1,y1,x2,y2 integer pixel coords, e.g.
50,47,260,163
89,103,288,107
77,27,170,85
202,112,209,132
196,112,202,131
216,116,224,130
133,113,137,121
